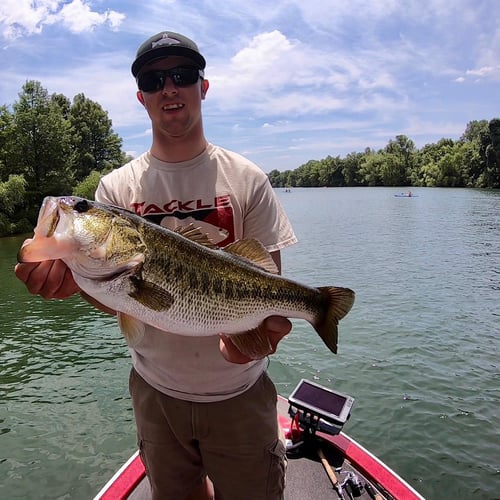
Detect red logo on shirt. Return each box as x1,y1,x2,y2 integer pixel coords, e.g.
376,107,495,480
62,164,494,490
130,195,235,246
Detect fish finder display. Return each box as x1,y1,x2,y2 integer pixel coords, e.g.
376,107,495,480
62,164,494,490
288,379,354,425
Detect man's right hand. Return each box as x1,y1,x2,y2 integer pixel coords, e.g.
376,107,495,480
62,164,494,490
15,242,79,300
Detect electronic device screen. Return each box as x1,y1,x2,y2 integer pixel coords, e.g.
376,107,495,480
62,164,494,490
288,379,354,425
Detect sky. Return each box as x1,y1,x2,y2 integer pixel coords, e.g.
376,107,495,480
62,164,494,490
1,0,499,173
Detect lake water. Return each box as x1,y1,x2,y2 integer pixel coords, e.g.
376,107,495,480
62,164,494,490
0,187,498,499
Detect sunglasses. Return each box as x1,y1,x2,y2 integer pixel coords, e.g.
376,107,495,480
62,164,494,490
137,66,204,92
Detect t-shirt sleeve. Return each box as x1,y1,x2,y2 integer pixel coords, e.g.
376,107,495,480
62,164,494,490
94,169,132,208
94,177,114,205
243,176,297,253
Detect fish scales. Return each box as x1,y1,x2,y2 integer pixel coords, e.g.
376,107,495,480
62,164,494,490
137,221,317,326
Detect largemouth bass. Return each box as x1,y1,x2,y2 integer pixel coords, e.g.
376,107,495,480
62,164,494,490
18,196,355,358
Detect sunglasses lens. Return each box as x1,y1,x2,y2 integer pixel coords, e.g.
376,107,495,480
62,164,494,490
170,67,200,86
138,67,200,92
138,71,165,92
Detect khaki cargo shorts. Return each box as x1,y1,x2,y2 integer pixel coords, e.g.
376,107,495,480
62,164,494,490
130,368,286,500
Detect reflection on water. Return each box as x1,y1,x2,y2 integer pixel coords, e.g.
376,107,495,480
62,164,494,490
1,188,499,499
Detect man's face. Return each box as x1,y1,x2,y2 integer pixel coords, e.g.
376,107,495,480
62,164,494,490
136,56,209,139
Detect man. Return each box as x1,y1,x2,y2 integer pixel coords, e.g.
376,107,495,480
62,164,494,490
15,31,297,499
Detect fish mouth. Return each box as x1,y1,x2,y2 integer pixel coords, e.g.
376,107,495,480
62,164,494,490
35,197,61,238
17,196,61,263
34,196,82,238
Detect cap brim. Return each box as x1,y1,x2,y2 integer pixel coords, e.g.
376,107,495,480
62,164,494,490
132,46,206,76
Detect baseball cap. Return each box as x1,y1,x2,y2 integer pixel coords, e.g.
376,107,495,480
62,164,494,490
132,31,206,77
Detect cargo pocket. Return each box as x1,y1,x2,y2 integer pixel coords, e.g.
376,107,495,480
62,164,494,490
265,438,287,499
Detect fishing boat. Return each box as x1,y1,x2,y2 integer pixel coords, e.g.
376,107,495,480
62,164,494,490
394,191,417,198
94,379,424,500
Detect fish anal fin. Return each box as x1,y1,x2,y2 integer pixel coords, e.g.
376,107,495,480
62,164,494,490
128,276,174,312
229,326,273,360
118,312,145,346
314,287,355,354
223,239,279,274
175,224,218,249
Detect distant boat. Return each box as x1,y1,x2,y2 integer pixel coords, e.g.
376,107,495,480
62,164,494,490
394,191,417,197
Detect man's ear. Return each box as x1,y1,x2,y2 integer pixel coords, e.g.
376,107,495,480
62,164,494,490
201,79,209,100
136,90,145,106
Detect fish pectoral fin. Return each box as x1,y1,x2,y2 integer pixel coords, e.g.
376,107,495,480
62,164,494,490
175,224,218,249
223,239,279,274
117,312,145,346
128,276,174,311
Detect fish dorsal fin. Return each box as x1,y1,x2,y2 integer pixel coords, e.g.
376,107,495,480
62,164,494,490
175,224,218,249
223,239,279,274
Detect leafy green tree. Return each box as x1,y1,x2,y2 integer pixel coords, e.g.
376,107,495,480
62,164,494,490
488,118,500,167
11,81,74,198
480,118,500,188
51,93,72,119
284,169,297,187
293,160,320,187
0,81,131,235
459,120,490,184
268,169,283,187
342,151,364,186
384,135,415,185
415,139,454,186
419,160,440,187
319,155,345,186
0,105,16,181
316,157,332,186
72,170,102,199
457,141,482,187
358,151,384,186
69,93,124,180
460,120,489,143
0,174,31,235
436,149,466,187
379,153,404,186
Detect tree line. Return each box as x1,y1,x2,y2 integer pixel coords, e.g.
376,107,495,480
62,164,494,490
0,80,130,236
1,80,499,237
268,119,500,190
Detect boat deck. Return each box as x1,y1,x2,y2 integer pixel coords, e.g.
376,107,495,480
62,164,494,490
120,398,391,500
126,449,387,500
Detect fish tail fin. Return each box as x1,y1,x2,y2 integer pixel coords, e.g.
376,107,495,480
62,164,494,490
314,287,355,354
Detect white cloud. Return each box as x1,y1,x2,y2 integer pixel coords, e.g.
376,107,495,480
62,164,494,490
58,0,125,33
0,0,124,39
466,66,500,78
204,29,408,121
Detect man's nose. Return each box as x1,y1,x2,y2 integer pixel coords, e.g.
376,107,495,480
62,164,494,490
161,77,178,95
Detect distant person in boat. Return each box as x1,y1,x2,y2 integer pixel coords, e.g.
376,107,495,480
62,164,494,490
15,31,295,499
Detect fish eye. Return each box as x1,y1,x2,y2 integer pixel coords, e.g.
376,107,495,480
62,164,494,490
74,200,90,213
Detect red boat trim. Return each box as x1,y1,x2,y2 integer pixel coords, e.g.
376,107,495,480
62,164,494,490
94,451,146,500
322,431,423,499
